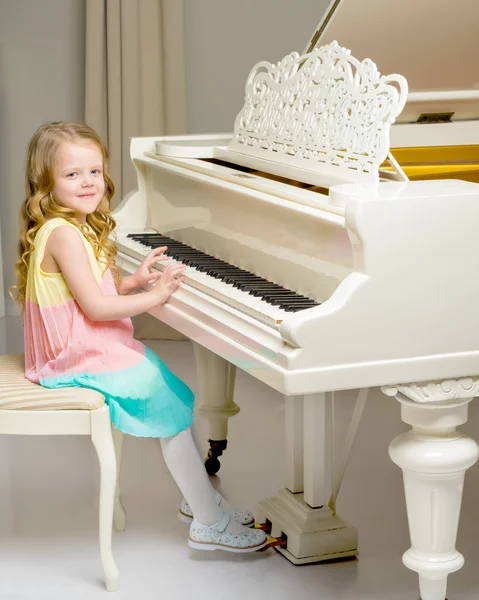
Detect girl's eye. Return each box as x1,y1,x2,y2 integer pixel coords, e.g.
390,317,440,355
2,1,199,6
66,172,77,178
92,169,102,175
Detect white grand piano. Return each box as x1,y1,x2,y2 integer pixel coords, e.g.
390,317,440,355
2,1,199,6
113,1,479,599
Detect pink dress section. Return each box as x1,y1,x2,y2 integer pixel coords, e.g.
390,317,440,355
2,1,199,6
23,218,194,438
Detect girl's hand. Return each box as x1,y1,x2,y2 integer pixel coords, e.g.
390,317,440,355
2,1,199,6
131,246,169,288
149,262,186,305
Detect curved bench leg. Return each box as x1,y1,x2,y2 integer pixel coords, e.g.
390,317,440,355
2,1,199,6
91,406,119,592
112,426,126,531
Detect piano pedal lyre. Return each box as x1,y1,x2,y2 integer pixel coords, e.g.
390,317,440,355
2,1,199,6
204,439,228,475
254,520,288,552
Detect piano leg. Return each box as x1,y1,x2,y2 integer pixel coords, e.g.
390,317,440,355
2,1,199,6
385,384,479,600
258,391,362,564
192,343,239,475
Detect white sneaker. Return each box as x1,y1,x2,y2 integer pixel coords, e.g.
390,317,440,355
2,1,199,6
179,491,255,526
188,513,267,553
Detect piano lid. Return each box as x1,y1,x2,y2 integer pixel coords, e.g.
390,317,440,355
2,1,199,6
155,1,478,186
306,0,479,123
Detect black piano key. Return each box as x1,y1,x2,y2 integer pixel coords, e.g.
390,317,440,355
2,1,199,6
282,302,318,311
183,258,208,266
134,236,168,243
230,276,266,283
177,254,221,260
249,287,293,295
249,288,287,296
271,293,315,300
196,264,231,272
180,259,225,266
279,302,319,310
189,258,227,267
225,272,261,277
262,296,303,306
236,283,274,292
213,270,249,279
236,282,272,291
164,249,188,256
130,234,166,240
211,271,245,280
206,268,240,277
275,300,318,308
198,260,232,266
214,268,245,275
227,278,264,286
167,250,209,257
165,246,204,251
263,292,310,300
228,275,265,282
160,242,190,247
271,298,315,306
176,257,225,265
264,296,305,305
252,288,294,296
226,278,264,286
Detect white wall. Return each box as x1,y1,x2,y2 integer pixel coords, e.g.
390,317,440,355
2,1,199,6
0,0,85,315
183,0,330,133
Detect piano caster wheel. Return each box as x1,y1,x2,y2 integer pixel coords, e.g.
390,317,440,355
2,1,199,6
205,456,220,476
204,439,228,476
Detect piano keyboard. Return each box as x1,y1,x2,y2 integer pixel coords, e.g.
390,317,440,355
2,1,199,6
116,232,320,328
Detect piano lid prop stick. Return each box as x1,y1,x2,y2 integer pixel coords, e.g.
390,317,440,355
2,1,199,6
329,387,369,513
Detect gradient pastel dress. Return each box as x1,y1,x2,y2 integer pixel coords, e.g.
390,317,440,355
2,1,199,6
24,217,194,437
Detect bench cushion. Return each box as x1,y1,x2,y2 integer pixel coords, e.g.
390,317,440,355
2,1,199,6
0,355,105,411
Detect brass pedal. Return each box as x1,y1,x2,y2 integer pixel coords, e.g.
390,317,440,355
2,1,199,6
257,536,288,552
254,522,287,552
253,522,272,533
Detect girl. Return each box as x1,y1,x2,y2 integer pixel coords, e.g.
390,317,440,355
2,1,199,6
10,121,267,553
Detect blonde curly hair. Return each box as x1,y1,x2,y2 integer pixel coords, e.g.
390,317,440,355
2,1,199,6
10,121,119,310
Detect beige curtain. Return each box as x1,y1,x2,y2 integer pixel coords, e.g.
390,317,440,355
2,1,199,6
85,0,188,341
85,0,187,204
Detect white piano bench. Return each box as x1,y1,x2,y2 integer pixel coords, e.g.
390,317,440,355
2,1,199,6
0,354,126,592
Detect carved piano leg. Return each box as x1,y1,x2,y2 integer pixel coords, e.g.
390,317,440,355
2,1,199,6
258,391,366,564
192,343,239,475
384,383,479,600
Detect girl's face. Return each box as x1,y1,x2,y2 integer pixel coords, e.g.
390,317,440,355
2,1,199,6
52,141,106,222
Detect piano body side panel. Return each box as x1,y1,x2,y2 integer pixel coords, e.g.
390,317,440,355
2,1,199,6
112,138,162,232
112,189,146,233
114,136,184,233
281,180,479,382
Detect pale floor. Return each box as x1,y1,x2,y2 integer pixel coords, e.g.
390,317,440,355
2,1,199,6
1,315,479,600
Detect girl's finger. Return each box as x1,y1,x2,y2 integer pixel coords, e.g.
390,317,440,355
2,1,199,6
171,278,184,289
146,254,166,266
148,246,167,257
166,263,185,274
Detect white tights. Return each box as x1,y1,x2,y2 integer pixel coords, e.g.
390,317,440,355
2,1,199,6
160,427,223,526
